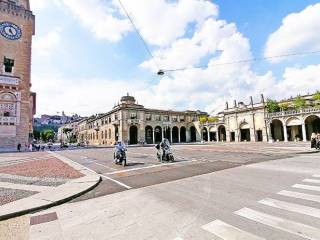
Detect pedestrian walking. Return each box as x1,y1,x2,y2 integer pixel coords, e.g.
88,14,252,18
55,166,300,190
311,132,317,148
17,143,21,152
29,143,33,152
316,133,320,150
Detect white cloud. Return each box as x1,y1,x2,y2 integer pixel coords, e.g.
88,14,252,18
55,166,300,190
30,0,50,11
265,3,320,61
33,28,62,56
57,0,217,45
32,75,147,116
116,0,218,46
273,64,320,99
61,0,131,42
137,15,270,114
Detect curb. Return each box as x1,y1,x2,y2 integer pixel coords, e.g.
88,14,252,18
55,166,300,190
0,152,101,221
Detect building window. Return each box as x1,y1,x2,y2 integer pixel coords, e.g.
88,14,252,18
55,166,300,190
155,115,161,121
130,112,137,119
172,116,178,122
4,112,10,117
180,116,185,122
163,115,169,121
4,58,14,73
114,114,118,120
146,114,152,121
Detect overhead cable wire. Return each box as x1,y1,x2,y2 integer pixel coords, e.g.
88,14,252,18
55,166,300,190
159,50,320,74
117,0,161,71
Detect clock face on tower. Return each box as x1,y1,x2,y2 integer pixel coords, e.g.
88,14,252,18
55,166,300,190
0,22,22,40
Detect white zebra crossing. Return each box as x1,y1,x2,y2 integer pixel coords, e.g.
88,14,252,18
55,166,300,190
200,172,320,240
292,183,320,192
201,220,265,240
235,207,320,240
259,197,320,219
303,178,320,184
278,190,320,203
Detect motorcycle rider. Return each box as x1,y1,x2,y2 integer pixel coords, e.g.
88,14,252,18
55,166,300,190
114,141,126,164
157,138,173,162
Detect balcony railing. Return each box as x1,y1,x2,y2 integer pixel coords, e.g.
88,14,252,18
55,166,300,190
0,117,17,125
267,107,320,119
127,119,140,125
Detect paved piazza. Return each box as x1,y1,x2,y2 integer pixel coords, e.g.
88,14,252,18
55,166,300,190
56,142,311,202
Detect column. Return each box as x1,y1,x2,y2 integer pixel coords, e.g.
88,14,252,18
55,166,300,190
267,123,273,142
217,131,220,142
170,128,173,143
302,123,307,142
283,124,288,142
178,128,181,143
152,130,155,144
207,129,210,142
161,128,164,140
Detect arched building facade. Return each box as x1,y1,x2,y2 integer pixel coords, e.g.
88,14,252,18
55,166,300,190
201,94,320,143
77,95,206,145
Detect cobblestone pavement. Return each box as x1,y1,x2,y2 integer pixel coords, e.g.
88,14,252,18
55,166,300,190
0,152,84,206
56,142,315,202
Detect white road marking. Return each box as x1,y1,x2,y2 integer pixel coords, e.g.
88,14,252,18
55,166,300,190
278,190,320,203
100,175,132,189
235,207,320,239
201,219,265,240
106,160,198,175
303,178,320,184
0,182,52,192
292,184,320,192
259,198,320,219
49,152,132,189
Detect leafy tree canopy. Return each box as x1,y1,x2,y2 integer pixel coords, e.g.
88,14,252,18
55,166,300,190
266,99,279,113
293,96,306,109
313,91,320,101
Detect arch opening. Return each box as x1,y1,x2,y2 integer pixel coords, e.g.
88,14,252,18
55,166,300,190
180,127,186,143
145,126,153,144
271,119,284,141
305,115,320,140
129,126,138,144
172,126,179,143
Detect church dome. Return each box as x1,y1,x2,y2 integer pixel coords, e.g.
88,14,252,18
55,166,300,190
120,94,136,104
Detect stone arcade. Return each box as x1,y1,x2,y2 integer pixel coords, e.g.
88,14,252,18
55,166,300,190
77,95,207,145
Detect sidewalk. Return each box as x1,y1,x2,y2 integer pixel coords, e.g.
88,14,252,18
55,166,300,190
0,151,101,221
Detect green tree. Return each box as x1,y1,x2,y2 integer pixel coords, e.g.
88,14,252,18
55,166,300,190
266,99,279,113
33,129,41,140
207,117,219,123
41,129,55,142
293,96,306,110
279,102,289,111
199,116,207,124
313,91,320,101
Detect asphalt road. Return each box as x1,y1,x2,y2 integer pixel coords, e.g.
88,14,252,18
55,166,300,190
55,143,306,202
29,151,320,240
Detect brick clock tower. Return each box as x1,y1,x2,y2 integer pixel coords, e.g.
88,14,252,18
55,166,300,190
0,0,36,149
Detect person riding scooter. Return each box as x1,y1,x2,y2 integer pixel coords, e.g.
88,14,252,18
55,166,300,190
114,141,127,166
156,138,174,162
